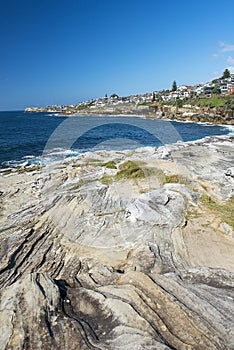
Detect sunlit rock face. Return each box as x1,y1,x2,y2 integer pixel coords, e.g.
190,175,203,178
0,136,233,349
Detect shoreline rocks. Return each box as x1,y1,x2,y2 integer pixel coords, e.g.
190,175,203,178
0,136,233,349
25,104,234,125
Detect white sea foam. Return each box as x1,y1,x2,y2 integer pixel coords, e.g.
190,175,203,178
23,155,36,159
43,148,79,157
33,148,80,166
2,149,80,168
221,124,234,136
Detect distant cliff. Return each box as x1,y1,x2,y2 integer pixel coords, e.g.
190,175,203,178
151,104,234,124
25,107,47,112
25,103,234,125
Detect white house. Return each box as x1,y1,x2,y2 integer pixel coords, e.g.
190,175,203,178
220,84,228,94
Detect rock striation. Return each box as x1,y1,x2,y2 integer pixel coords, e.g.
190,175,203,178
0,136,233,349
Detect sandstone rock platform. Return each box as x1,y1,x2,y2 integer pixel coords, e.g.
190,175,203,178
0,136,233,349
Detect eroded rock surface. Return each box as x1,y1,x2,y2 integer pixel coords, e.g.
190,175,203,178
0,136,233,349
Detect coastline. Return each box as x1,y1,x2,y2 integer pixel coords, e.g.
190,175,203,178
1,122,233,171
56,109,234,125
59,111,234,128
25,101,234,125
59,112,147,118
0,135,234,348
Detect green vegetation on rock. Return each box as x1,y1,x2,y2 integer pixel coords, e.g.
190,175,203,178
162,174,189,185
101,161,117,169
101,160,145,184
116,161,145,180
2,165,42,175
101,174,113,185
18,165,42,173
193,96,227,107
200,194,234,229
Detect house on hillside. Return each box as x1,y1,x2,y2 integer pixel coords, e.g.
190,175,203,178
193,84,204,95
228,86,234,95
203,86,214,94
177,85,187,92
227,74,234,84
220,84,228,94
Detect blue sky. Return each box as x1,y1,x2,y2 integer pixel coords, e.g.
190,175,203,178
0,0,234,110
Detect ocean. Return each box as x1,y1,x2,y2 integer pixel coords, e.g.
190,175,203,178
0,110,233,167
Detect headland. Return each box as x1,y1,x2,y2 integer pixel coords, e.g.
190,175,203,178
25,74,234,125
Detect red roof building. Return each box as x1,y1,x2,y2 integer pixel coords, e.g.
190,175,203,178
228,86,234,95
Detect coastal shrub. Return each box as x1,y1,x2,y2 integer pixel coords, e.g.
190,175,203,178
162,174,188,185
101,174,113,185
81,159,117,169
192,95,234,108
101,161,117,169
2,169,13,175
18,165,42,173
100,163,190,188
200,194,234,229
100,160,144,184
3,165,42,175
115,161,145,180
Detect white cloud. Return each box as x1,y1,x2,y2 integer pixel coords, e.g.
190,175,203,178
227,66,234,73
227,56,234,64
212,53,219,59
219,42,234,52
211,71,220,77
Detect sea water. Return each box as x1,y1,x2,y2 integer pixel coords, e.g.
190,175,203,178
0,111,233,167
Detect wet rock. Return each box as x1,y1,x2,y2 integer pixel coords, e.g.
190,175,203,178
225,167,234,178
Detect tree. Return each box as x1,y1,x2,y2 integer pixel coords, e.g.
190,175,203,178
176,97,183,108
152,91,156,101
212,84,221,94
172,80,177,91
110,93,119,99
222,68,231,79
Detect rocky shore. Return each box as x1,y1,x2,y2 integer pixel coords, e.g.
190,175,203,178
25,103,234,125
0,136,234,349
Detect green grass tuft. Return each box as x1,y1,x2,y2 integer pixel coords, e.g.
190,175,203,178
102,161,117,169
101,174,113,185
100,160,144,184
18,165,42,173
2,169,13,175
200,194,234,229
115,160,145,180
162,174,189,185
2,165,42,175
